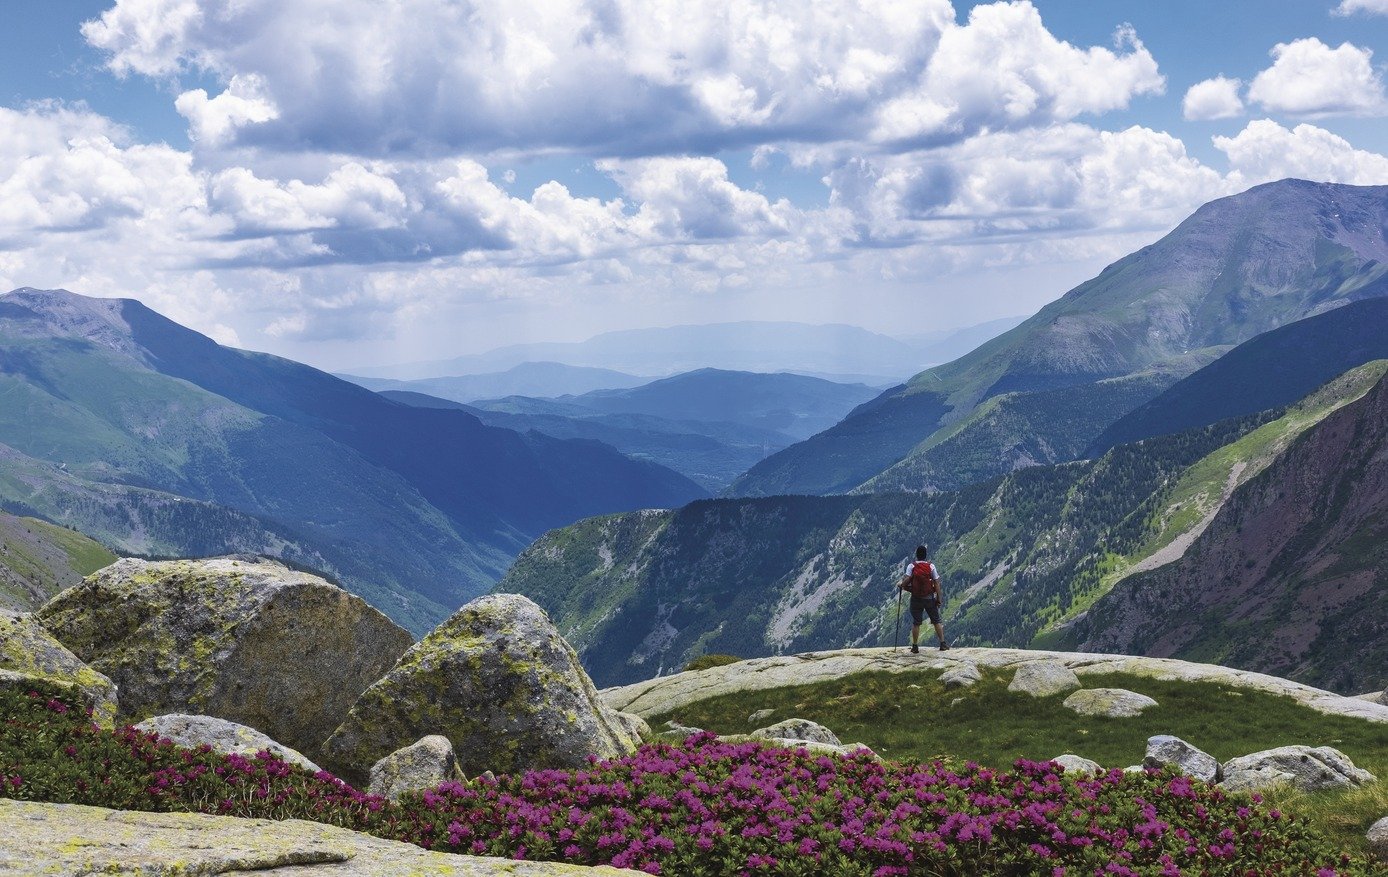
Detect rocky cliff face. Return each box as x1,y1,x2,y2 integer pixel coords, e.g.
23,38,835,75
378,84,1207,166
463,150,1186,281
1078,373,1388,693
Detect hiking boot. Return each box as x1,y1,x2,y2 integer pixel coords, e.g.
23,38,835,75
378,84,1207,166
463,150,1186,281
910,644,920,654
939,641,950,651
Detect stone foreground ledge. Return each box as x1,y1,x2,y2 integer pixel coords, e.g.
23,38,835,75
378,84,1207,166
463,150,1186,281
600,647,1388,725
0,799,642,876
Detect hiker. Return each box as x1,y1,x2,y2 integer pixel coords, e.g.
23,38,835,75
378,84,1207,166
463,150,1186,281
899,545,948,652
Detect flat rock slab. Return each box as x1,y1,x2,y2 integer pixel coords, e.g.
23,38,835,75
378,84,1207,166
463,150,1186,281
599,647,1388,725
0,799,641,876
1063,688,1158,718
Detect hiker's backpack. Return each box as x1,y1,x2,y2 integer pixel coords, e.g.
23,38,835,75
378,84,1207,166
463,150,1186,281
908,561,939,599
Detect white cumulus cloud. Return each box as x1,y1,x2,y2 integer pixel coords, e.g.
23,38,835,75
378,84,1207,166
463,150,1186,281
1247,38,1387,116
1183,76,1245,120
1334,0,1388,16
1215,119,1388,187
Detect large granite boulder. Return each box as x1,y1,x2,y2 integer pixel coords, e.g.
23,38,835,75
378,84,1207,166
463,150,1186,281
36,557,412,757
367,735,464,801
750,718,841,746
1222,746,1376,793
321,594,639,785
1063,688,1158,718
1007,661,1081,698
1144,736,1219,783
0,799,643,875
0,609,118,728
133,714,321,774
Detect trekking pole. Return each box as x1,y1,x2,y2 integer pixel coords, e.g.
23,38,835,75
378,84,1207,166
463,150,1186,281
893,585,903,652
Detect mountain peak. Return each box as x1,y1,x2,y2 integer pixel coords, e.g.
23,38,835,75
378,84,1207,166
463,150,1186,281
0,287,146,356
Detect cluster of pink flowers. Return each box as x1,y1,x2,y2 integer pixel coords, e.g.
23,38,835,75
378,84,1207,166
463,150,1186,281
374,734,1356,876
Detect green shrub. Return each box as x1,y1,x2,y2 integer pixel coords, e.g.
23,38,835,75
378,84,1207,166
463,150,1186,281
684,653,743,672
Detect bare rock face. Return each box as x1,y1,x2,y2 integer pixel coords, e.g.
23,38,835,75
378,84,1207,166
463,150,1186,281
0,609,118,728
36,557,412,758
321,594,639,786
750,718,841,746
134,714,321,774
367,735,464,801
1367,816,1388,861
1063,688,1158,718
1221,745,1376,793
940,663,981,688
1007,661,1081,698
1144,736,1219,783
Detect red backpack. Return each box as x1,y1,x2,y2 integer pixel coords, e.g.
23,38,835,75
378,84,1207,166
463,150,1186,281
907,561,939,599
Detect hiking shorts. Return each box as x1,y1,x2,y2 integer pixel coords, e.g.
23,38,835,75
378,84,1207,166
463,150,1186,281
909,596,940,626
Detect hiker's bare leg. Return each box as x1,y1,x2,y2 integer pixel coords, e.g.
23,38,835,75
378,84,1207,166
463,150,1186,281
933,623,946,644
911,623,921,645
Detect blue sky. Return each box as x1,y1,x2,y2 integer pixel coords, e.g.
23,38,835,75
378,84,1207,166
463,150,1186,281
1,0,1387,370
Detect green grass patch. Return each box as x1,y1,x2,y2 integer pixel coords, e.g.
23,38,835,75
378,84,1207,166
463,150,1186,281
650,668,1388,854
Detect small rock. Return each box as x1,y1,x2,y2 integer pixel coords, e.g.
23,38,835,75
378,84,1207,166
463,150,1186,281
367,736,463,801
1222,746,1376,793
658,721,704,741
612,711,651,743
1007,661,1081,698
907,684,921,689
133,714,320,774
1052,754,1102,775
940,663,981,688
1063,688,1158,718
0,610,118,728
1122,765,1145,774
750,718,840,746
1145,736,1219,783
1367,816,1388,861
950,697,964,707
747,708,775,724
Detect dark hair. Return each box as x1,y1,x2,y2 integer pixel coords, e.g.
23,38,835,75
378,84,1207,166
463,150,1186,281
916,545,928,560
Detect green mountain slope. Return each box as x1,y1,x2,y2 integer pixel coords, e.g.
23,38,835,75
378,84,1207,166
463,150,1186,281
499,363,1388,690
732,179,1388,497
0,511,116,611
0,288,706,634
1075,363,1388,693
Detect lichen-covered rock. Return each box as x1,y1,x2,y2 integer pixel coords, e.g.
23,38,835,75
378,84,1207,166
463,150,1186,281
1221,746,1376,793
940,663,981,688
1063,688,1158,718
1144,735,1219,783
0,609,118,728
747,708,775,724
0,798,642,875
1007,661,1081,698
612,711,651,743
321,594,638,785
1368,816,1388,861
750,718,841,746
134,714,321,774
1052,754,1102,775
658,721,704,741
367,735,464,801
36,557,412,759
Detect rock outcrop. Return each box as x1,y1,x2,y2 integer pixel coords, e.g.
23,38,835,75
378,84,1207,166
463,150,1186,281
940,662,981,688
133,714,321,774
1007,661,1081,698
750,718,841,746
1062,688,1158,718
37,557,412,758
322,594,638,785
0,609,118,728
1143,736,1219,783
1368,816,1388,861
0,799,641,875
1221,745,1376,793
367,735,464,801
600,648,1388,725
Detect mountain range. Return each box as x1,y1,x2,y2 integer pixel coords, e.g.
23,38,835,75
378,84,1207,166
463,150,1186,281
0,288,706,633
731,180,1388,498
340,362,653,404
348,318,1025,383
